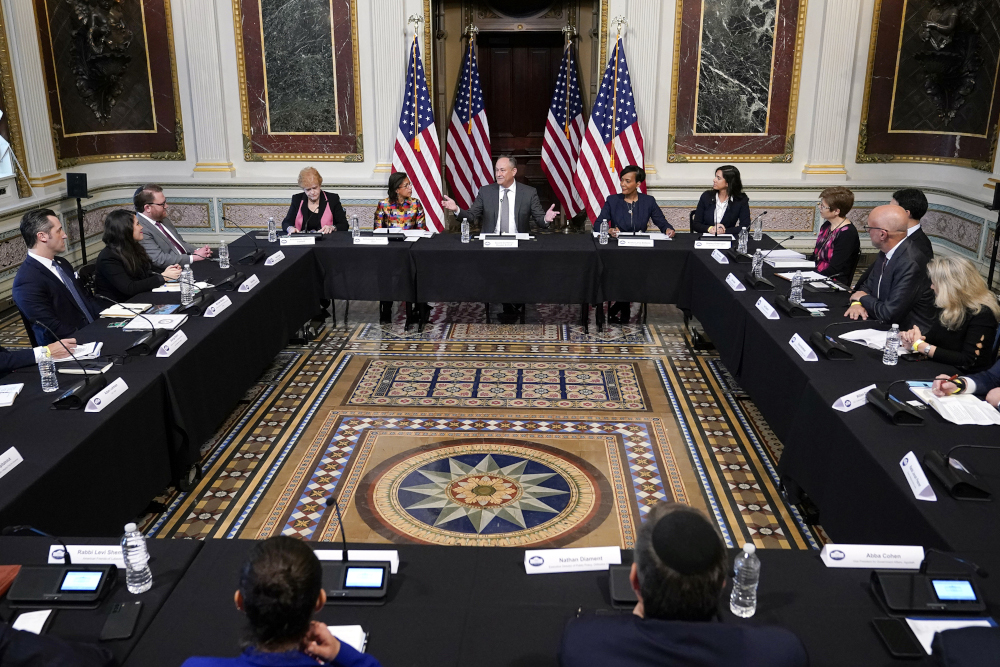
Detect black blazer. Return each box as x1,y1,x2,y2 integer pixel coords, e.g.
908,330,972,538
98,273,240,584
12,255,100,346
924,307,999,372
280,191,349,232
0,345,35,379
94,247,165,304
909,226,934,259
857,237,937,331
691,190,752,234
559,614,808,667
456,182,550,234
0,621,114,666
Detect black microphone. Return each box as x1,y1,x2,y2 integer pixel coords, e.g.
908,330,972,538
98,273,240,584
220,216,265,265
743,234,794,291
94,294,169,356
923,444,1000,501
920,548,989,578
866,378,933,426
809,320,865,360
33,320,108,409
1,525,73,565
325,495,349,563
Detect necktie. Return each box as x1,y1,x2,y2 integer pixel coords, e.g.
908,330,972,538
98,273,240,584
156,221,186,253
55,262,94,324
876,253,888,299
500,188,510,234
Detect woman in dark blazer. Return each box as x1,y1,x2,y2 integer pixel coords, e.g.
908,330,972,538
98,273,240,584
281,166,348,234
95,209,181,303
690,165,752,235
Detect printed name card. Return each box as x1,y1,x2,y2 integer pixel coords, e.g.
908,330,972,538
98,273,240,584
279,236,316,246
900,451,937,502
832,384,877,412
524,546,621,574
820,543,925,569
316,550,400,574
483,238,518,248
0,446,23,480
617,237,654,248
353,236,388,246
264,251,285,266
725,273,746,291
85,378,128,413
711,249,729,264
156,330,188,358
755,297,779,320
205,296,232,318
238,274,260,292
788,333,818,361
694,239,731,250
48,544,126,568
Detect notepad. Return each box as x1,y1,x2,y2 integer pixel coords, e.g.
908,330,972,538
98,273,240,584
838,328,912,355
52,341,102,362
909,386,1000,426
329,626,367,652
122,314,188,331
99,303,152,318
0,383,24,407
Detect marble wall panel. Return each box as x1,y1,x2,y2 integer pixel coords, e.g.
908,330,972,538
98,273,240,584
221,201,377,230
668,0,806,162
848,205,983,253
32,0,184,166
658,203,813,232
858,0,1000,170
234,0,363,161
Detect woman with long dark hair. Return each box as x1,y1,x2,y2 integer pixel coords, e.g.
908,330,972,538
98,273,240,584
690,165,752,235
375,171,428,324
94,209,181,303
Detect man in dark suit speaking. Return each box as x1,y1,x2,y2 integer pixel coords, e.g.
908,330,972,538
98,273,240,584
559,502,807,667
442,155,558,322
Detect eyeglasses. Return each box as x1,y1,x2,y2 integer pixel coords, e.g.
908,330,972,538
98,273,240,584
817,203,832,211
863,225,889,233
150,200,167,207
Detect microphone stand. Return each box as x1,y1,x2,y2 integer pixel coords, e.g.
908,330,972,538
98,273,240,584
923,444,1000,501
808,320,862,360
1,525,73,564
220,215,265,265
32,320,107,409
744,234,794,291
866,378,928,426
94,294,169,356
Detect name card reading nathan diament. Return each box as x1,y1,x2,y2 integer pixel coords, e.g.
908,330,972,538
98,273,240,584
524,546,621,574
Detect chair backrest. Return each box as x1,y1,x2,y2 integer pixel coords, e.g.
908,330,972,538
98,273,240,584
77,261,97,298
992,299,1000,362
16,306,39,348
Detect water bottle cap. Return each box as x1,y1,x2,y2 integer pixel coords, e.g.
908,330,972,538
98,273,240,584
184,264,191,270
124,522,137,532
742,543,756,554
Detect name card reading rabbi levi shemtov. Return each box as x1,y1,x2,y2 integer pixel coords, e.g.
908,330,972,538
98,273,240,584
524,546,621,574
820,544,925,569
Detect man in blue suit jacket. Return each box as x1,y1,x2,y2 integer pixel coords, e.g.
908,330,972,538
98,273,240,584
12,209,99,346
932,357,1000,409
559,503,807,667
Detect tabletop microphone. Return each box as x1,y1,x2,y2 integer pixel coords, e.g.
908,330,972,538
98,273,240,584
921,548,989,578
220,215,265,265
923,444,1000,501
867,378,931,426
94,294,168,356
326,495,349,563
31,320,107,409
744,234,793,291
1,525,73,564
809,320,863,360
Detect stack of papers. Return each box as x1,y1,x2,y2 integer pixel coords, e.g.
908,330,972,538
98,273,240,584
329,626,368,652
52,341,102,362
776,271,826,281
0,383,24,407
100,303,151,318
123,314,188,331
839,328,912,355
909,386,1000,426
153,281,210,293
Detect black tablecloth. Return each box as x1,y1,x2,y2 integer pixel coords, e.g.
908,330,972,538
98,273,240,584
595,233,694,303
312,233,416,301
411,234,601,304
122,541,999,667
0,536,202,664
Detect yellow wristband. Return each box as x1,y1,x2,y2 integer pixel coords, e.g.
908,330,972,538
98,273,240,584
43,346,51,359
851,301,862,306
911,341,921,352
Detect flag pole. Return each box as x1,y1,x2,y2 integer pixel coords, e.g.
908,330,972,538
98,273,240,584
561,24,576,138
407,14,423,152
465,23,479,135
609,16,627,174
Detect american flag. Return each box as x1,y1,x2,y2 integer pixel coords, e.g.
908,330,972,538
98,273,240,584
573,36,646,222
393,36,444,232
541,42,585,218
445,38,492,210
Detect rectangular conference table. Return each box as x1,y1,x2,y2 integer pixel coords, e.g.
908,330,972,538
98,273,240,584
0,239,321,536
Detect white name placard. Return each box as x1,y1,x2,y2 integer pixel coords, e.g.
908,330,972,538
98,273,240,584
832,384,877,412
316,550,399,574
755,297,779,320
900,451,937,502
48,544,126,568
238,274,260,292
85,377,128,413
820,543,924,570
695,240,732,250
353,236,388,246
524,546,621,574
789,333,818,361
617,238,654,248
205,296,232,318
711,249,729,264
156,330,188,358
0,446,23,480
264,251,285,266
725,273,746,291
279,236,316,246
484,238,518,248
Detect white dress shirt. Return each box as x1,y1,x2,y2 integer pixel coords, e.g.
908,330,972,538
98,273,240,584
714,194,729,226
906,223,921,236
26,251,64,283
139,212,194,263
496,181,517,234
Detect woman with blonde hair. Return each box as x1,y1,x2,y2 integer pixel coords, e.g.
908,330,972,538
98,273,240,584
900,255,1000,371
280,166,347,234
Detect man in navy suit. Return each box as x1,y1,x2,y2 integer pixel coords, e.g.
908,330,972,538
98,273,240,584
932,357,1000,409
12,209,100,346
559,502,807,667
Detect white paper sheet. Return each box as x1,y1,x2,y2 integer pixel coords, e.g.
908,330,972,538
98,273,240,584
909,386,1000,426
904,617,996,655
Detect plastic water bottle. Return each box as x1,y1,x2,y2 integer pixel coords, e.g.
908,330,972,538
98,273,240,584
180,264,194,306
738,226,748,254
121,522,152,594
751,248,764,278
352,215,360,239
267,216,277,243
218,243,230,270
461,218,470,243
789,270,804,304
730,543,760,618
752,216,763,242
39,353,59,393
883,324,900,366
599,219,609,245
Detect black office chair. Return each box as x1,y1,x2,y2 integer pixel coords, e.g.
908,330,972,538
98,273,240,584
77,261,98,298
16,306,39,348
